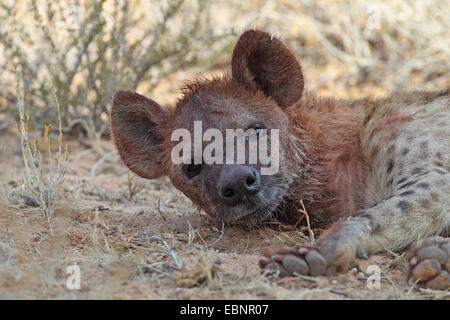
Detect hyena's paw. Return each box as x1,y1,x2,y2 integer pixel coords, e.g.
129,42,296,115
258,245,332,277
406,237,450,290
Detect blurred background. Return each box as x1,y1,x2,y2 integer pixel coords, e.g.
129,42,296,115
0,0,449,149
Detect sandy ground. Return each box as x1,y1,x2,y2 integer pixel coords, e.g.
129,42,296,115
1,128,449,300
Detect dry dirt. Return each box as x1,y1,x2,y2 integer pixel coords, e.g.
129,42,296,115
0,125,449,300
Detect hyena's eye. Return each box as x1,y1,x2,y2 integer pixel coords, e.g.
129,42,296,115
184,164,203,179
247,122,266,137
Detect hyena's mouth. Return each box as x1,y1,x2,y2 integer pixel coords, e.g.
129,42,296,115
213,179,287,225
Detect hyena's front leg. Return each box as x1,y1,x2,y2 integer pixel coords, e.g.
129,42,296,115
259,214,377,276
260,172,450,289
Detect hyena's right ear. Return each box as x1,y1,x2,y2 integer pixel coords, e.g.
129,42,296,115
110,90,170,179
231,30,304,109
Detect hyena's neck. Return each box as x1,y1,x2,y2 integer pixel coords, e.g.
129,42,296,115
283,93,368,225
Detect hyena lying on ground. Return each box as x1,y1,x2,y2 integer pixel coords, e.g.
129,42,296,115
111,30,449,290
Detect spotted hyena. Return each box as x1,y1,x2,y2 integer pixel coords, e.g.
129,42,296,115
110,30,449,289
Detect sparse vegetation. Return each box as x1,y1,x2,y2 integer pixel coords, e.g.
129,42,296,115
5,79,68,234
0,0,234,152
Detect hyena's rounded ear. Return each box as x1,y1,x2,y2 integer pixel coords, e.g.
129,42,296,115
231,30,304,109
110,90,170,179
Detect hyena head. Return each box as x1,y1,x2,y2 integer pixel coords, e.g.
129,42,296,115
110,30,307,225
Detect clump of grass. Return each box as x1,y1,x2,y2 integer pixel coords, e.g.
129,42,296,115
126,171,145,202
173,256,220,288
14,79,68,233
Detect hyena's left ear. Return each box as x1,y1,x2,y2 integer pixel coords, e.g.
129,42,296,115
110,90,171,179
231,30,304,109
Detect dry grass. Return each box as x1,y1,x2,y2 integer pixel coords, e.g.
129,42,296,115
0,0,449,300
235,0,449,95
3,79,68,238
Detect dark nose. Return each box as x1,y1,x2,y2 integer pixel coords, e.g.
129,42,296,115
219,165,261,206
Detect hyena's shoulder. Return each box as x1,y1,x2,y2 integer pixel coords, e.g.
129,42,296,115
361,88,449,134
359,88,450,206
360,88,449,145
